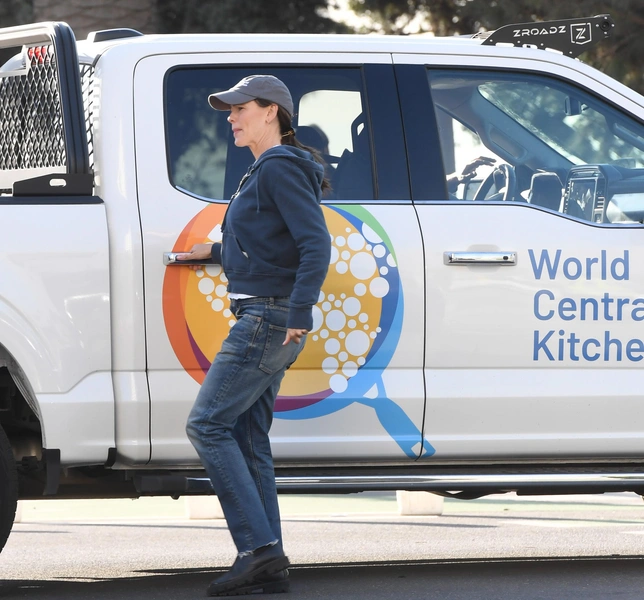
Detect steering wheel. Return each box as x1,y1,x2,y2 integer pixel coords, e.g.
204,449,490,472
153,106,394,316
473,163,517,202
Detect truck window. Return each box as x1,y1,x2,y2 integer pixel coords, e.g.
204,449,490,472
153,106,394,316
435,108,502,200
428,69,644,224
165,67,374,202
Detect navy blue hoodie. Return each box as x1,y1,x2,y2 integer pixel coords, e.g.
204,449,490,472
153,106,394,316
211,145,331,330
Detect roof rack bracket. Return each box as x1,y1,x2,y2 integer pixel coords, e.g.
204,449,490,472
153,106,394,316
480,14,615,58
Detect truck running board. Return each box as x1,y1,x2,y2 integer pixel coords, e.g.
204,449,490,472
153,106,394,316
134,471,644,499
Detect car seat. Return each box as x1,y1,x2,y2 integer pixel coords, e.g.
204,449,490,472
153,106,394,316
527,172,563,211
333,114,374,200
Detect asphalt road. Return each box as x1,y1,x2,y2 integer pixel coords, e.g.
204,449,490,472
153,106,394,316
1,492,644,599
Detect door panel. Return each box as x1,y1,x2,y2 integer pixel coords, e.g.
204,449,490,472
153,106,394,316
420,204,644,458
134,54,428,464
394,58,644,460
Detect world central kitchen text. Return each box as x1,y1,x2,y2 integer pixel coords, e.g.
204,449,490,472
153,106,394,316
529,249,644,362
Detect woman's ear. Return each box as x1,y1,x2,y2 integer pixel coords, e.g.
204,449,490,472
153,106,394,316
266,103,278,124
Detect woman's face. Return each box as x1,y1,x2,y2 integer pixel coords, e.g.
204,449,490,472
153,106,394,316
227,101,276,151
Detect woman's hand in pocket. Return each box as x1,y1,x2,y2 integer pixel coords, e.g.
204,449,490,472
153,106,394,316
283,328,307,345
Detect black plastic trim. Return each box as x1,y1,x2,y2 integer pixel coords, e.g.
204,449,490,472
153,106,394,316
0,194,103,205
105,447,117,468
13,173,93,196
42,448,61,496
87,28,143,43
132,468,644,498
363,64,411,200
51,22,91,175
394,64,447,200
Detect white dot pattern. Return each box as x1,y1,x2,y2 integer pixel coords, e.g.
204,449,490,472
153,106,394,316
189,218,398,398
191,237,234,323
198,278,215,295
310,220,398,394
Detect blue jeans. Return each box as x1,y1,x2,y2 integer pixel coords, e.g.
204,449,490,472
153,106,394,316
186,296,304,554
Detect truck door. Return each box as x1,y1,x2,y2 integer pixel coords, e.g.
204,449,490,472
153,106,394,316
134,53,430,464
395,57,644,461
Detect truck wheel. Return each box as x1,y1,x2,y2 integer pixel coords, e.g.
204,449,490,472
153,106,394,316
0,424,17,553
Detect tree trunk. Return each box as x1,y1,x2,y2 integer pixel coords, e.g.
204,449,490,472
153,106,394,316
33,0,159,40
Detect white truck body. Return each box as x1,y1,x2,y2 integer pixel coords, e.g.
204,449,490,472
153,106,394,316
1,15,643,553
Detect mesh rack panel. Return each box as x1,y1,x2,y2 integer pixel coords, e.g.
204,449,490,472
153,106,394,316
0,45,66,172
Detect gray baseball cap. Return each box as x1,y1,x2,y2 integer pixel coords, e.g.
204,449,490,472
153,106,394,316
208,75,294,117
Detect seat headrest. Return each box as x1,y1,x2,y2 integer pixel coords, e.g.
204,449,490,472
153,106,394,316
296,125,328,153
528,172,562,211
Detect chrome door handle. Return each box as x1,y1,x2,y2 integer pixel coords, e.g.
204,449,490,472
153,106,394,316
163,252,211,266
443,251,517,265
164,252,181,265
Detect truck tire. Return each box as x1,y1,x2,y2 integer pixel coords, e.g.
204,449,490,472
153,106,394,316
0,424,17,553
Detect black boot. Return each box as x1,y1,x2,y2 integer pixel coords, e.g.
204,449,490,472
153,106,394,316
207,545,290,596
236,569,290,595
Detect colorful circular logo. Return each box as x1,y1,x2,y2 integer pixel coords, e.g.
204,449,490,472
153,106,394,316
163,203,434,458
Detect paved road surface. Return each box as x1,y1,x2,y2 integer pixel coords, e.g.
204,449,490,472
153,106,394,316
1,492,644,598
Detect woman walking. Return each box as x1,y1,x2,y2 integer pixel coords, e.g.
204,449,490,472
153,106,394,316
178,75,331,597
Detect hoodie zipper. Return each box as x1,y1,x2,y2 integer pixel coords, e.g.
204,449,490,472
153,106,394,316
221,164,256,229
222,164,256,261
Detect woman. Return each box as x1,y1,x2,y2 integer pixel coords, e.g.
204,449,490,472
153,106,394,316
178,75,331,597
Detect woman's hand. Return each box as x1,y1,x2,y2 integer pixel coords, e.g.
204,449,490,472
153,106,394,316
175,244,213,262
283,328,307,345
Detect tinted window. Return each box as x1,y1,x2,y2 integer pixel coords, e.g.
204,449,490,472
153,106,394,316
165,67,374,201
480,80,644,167
429,69,644,224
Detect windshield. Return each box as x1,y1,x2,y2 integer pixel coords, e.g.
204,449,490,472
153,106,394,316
479,78,644,167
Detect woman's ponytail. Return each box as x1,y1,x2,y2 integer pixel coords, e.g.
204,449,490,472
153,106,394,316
255,99,331,194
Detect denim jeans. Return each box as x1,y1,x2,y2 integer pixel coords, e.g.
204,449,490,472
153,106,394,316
186,296,304,554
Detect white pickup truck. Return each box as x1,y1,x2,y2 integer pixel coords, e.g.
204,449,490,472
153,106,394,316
2,15,644,554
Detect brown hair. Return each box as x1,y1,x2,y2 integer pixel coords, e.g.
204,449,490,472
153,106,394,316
255,98,331,194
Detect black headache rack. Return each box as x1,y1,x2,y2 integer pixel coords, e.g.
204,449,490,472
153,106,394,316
0,21,92,197
478,14,615,59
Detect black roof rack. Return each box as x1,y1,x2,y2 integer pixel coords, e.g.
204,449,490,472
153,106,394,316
478,14,615,58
